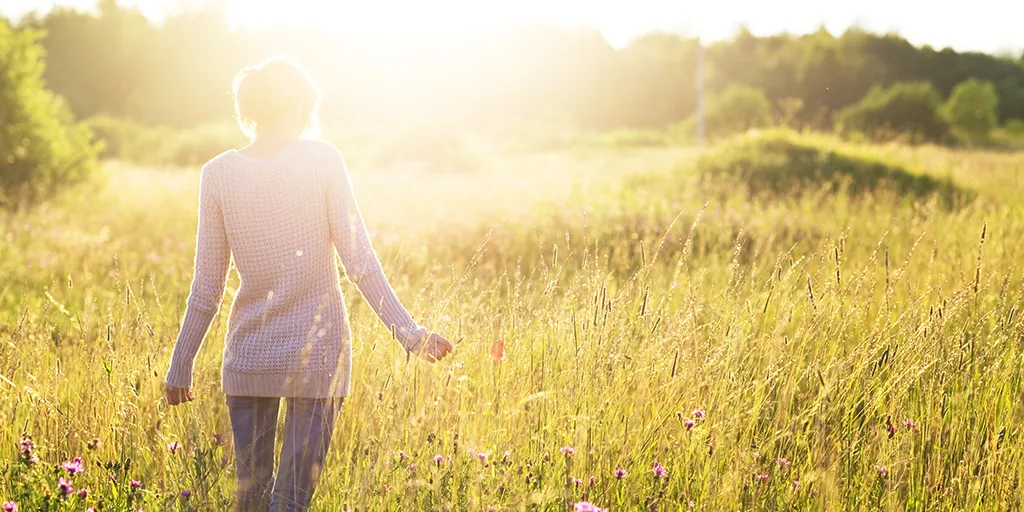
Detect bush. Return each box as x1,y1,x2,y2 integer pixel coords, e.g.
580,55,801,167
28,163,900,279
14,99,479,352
836,82,949,144
942,78,999,145
85,117,246,167
697,129,969,207
670,85,772,141
0,21,98,207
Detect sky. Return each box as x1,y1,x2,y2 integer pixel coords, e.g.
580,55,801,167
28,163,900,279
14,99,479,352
3,0,1023,55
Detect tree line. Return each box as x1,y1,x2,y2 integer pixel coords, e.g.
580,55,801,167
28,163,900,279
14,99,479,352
11,1,1024,132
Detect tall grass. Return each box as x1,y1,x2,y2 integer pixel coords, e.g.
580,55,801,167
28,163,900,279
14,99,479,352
2,137,1024,510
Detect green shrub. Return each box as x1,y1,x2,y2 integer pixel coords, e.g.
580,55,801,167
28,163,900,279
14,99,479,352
669,85,773,141
0,20,98,207
836,82,949,144
942,78,999,145
698,129,969,207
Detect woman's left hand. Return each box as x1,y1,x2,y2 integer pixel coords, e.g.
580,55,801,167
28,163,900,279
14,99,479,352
165,384,195,406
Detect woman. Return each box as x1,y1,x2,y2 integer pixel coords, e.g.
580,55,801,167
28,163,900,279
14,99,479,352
164,57,453,511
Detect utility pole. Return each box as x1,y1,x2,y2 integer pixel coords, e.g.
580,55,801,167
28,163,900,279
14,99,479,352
696,35,706,145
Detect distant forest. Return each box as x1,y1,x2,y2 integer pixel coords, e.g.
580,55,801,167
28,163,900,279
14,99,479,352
11,0,1024,131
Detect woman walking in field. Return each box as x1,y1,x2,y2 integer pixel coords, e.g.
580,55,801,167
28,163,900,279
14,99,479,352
163,57,453,511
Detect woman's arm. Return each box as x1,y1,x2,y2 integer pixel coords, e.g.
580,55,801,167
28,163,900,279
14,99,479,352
166,162,231,391
322,145,431,351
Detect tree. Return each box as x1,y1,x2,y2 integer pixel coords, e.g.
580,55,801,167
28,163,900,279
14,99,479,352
941,78,999,144
0,20,97,207
836,82,949,143
704,85,773,138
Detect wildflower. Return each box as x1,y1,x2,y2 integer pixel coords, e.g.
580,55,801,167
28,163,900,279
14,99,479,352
875,465,889,477
181,490,192,498
213,433,225,446
433,455,445,465
502,449,511,462
62,457,84,475
477,452,488,464
776,457,790,469
886,416,897,438
652,462,668,480
130,480,142,490
792,480,800,491
570,477,583,487
588,475,597,486
757,473,770,484
87,438,101,451
559,446,575,456
692,409,706,420
57,477,74,496
573,502,607,512
77,488,89,499
18,436,38,465
614,468,628,479
902,419,919,430
86,509,95,512
2,502,17,512
397,450,409,461
684,419,696,430
168,441,182,454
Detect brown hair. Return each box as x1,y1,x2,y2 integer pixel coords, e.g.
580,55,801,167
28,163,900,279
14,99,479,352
233,57,321,139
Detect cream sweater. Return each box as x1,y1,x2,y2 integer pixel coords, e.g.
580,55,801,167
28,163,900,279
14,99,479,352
165,139,423,398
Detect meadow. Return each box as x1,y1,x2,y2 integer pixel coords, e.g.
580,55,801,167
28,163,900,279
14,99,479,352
3,130,1024,511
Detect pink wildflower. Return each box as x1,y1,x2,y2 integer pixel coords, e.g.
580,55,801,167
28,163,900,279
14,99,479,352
757,473,770,484
87,438,101,451
213,433,225,446
684,419,696,430
77,488,89,499
614,468,628,479
588,475,597,486
57,477,74,496
181,490,192,498
130,480,142,490
477,452,488,463
902,419,919,430
168,441,181,454
433,455,445,465
776,457,790,469
570,477,583,487
2,502,17,512
62,457,84,475
692,409,706,420
573,502,607,512
560,446,575,456
875,465,889,477
652,462,668,479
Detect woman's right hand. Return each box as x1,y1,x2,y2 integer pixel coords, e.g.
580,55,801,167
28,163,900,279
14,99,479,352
408,332,454,362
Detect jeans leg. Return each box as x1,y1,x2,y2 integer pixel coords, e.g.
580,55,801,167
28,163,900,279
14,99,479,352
227,395,281,512
270,397,342,512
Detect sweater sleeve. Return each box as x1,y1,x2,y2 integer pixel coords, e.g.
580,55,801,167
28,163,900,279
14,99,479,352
323,145,425,349
166,163,231,388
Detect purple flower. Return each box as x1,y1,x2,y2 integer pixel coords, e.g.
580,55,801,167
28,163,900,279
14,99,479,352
692,409,706,420
573,502,607,512
167,441,181,454
875,465,889,477
130,480,142,490
433,455,445,465
212,433,225,446
776,457,790,469
559,446,575,456
614,468,628,479
62,457,84,475
57,477,74,496
652,462,668,480
588,475,597,486
902,419,919,430
398,450,410,461
2,502,17,512
181,490,192,498
569,477,583,487
477,452,488,463
684,419,696,430
18,436,38,465
87,438,101,451
77,488,89,499
757,473,770,484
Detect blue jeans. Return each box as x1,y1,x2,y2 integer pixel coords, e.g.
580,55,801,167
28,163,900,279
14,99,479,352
226,396,343,512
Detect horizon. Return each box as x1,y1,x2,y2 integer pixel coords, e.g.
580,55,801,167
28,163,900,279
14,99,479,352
3,0,1024,55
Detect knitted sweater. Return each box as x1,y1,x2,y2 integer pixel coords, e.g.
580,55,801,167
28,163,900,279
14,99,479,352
165,139,424,398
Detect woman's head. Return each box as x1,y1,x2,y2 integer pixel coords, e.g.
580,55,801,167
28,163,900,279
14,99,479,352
233,57,321,140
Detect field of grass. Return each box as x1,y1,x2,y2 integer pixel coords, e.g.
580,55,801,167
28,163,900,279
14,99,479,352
3,131,1024,510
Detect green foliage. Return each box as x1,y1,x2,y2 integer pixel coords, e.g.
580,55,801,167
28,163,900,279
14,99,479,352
698,129,968,207
941,79,999,145
836,82,949,143
704,85,773,138
85,116,247,167
0,20,97,207
15,5,1024,132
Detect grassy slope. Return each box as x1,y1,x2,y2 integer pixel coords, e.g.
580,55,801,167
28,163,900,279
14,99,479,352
2,137,1024,510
